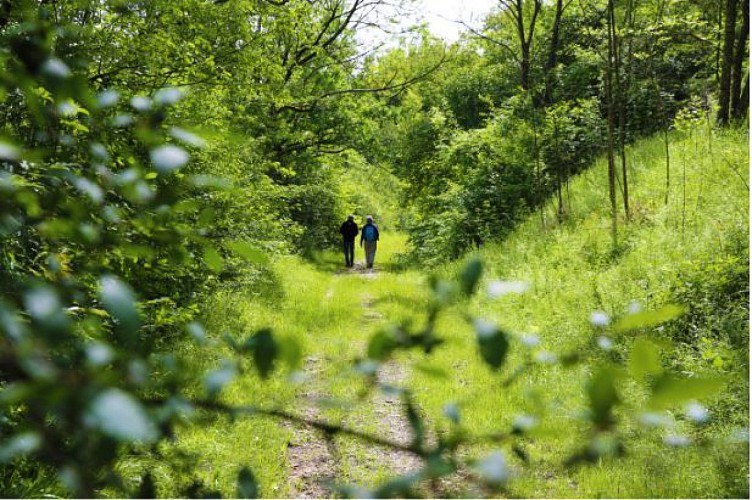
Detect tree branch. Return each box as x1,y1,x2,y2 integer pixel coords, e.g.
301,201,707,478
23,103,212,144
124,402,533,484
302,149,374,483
150,397,426,457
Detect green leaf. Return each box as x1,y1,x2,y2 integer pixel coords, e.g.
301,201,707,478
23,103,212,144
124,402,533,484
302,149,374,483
474,319,510,370
86,389,158,443
0,141,21,161
372,472,422,498
0,432,41,463
404,396,425,448
614,304,685,332
649,375,725,409
227,241,269,265
237,467,259,499
204,361,238,397
280,335,302,371
442,402,460,424
474,451,509,487
459,257,483,296
99,275,141,335
367,330,398,361
150,145,189,173
628,338,662,379
587,365,622,426
203,246,224,273
252,329,278,379
413,362,449,379
137,472,156,499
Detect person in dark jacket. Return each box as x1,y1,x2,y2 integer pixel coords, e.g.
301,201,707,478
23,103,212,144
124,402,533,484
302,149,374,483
339,215,359,267
360,215,379,269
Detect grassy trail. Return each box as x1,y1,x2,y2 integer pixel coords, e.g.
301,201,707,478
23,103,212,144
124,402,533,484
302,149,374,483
171,234,432,497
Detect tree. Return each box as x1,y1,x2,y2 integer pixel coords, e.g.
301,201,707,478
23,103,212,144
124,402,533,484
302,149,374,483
605,0,619,247
718,0,739,125
731,0,749,121
499,0,542,91
543,0,572,106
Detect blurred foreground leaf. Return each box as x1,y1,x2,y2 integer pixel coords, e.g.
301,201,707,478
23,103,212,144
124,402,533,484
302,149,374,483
85,389,158,443
614,304,685,332
237,467,259,498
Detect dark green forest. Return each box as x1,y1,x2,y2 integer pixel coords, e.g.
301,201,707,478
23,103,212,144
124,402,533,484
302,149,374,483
0,0,748,498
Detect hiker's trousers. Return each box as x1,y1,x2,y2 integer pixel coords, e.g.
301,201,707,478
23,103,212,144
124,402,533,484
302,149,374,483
343,238,355,266
364,241,377,268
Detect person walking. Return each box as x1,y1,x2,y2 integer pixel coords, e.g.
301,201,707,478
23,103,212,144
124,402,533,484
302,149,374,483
360,215,380,269
339,215,358,267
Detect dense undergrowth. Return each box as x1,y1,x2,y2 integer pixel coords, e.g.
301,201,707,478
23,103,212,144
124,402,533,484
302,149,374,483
144,124,748,498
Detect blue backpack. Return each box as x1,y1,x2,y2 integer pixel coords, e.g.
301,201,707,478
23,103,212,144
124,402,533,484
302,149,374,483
363,224,377,242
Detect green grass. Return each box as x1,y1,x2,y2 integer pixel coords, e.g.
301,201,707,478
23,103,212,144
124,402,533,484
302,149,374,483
412,125,749,498
145,126,747,498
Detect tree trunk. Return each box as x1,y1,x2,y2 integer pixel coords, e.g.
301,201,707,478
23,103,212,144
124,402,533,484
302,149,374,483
530,94,544,226
731,0,749,120
615,0,633,221
554,119,565,220
739,75,750,117
664,128,670,205
544,0,565,105
606,0,618,248
521,47,531,91
718,0,739,126
503,0,541,92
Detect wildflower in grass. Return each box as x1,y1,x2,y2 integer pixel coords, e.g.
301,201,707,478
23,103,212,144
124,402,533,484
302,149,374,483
57,101,77,117
150,145,189,173
130,95,151,111
443,403,461,424
41,58,71,79
97,89,119,108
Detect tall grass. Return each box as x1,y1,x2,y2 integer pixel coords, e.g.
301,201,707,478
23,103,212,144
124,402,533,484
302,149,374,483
412,125,748,497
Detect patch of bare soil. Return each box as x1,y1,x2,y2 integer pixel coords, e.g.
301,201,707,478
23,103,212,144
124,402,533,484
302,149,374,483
335,262,379,279
284,357,338,498
347,292,422,476
369,361,423,475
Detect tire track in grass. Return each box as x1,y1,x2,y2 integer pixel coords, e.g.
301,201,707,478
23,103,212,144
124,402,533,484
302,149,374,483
284,356,338,498
285,284,339,498
351,273,422,479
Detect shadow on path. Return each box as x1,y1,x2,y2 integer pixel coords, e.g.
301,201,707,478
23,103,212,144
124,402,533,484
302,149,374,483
303,245,413,275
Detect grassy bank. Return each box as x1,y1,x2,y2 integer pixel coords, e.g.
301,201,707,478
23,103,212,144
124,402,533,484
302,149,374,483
414,125,748,497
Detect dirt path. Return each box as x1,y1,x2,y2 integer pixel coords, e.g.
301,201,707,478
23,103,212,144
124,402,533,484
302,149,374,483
357,291,422,476
284,356,338,498
285,266,421,497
